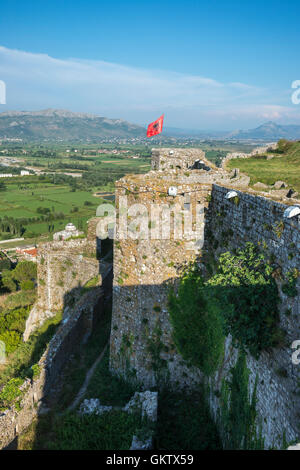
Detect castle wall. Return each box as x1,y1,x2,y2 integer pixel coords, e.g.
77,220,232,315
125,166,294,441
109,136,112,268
204,185,300,449
221,142,277,169
110,149,300,448
24,238,99,341
110,178,211,387
151,148,206,171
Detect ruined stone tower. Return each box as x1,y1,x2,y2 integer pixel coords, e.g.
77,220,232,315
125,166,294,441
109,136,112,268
109,149,249,387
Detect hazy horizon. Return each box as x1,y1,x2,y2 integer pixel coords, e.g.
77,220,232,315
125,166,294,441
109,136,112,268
1,1,300,130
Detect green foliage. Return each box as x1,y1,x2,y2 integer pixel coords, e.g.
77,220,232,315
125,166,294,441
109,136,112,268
219,352,263,449
34,410,150,450
1,269,17,292
168,264,225,376
282,269,299,297
31,364,41,379
0,330,22,354
86,351,138,407
13,261,37,284
0,377,24,411
0,306,31,353
277,139,293,154
83,275,100,289
0,289,36,311
272,220,285,238
20,280,35,291
1,261,37,293
0,311,62,386
0,256,11,271
227,140,300,193
207,243,281,358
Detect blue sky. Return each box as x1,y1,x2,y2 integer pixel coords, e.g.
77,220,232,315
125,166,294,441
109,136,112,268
0,0,300,130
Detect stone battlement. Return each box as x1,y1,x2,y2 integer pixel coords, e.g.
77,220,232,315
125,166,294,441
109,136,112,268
151,147,208,171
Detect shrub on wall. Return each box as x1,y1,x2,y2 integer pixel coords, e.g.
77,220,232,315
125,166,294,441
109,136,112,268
206,243,282,358
168,265,225,376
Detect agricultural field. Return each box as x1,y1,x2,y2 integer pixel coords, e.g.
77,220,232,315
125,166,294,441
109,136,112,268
0,143,155,244
0,183,100,240
0,140,262,244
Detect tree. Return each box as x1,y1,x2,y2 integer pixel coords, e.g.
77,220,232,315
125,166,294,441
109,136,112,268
277,139,293,154
20,280,35,291
1,269,17,292
12,261,37,284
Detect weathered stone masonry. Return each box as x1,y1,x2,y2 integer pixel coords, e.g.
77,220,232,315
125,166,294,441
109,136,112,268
205,185,300,448
24,238,99,340
110,147,300,449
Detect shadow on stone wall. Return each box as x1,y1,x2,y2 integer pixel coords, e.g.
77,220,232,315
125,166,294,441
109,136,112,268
2,259,113,450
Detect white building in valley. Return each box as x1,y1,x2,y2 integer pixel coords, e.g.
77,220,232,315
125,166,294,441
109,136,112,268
53,223,83,241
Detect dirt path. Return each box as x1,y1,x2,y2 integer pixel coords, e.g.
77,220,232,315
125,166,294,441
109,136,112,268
67,342,108,412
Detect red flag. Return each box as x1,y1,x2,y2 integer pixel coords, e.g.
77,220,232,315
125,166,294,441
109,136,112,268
147,114,164,137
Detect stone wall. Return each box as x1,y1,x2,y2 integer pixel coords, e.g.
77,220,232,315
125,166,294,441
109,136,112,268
24,238,99,340
221,142,277,169
87,217,102,257
151,147,206,171
110,147,300,449
110,173,211,387
110,161,251,385
205,185,300,449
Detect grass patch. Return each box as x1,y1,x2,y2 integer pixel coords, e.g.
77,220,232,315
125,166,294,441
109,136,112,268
84,350,137,407
20,409,149,450
227,141,300,193
0,290,36,311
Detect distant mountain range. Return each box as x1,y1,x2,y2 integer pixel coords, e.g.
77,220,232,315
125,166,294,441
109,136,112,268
0,109,300,142
227,121,300,141
166,121,300,141
0,109,145,141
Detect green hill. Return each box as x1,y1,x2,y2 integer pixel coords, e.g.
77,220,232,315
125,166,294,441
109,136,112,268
227,140,300,193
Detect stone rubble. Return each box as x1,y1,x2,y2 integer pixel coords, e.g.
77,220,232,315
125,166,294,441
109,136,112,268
79,398,113,416
123,391,158,422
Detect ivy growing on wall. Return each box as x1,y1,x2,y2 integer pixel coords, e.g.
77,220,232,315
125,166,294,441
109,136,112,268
206,243,283,358
145,320,169,384
169,243,283,370
219,352,264,449
282,269,299,298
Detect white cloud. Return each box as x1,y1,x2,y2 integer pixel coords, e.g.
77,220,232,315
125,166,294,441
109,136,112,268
0,45,299,129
